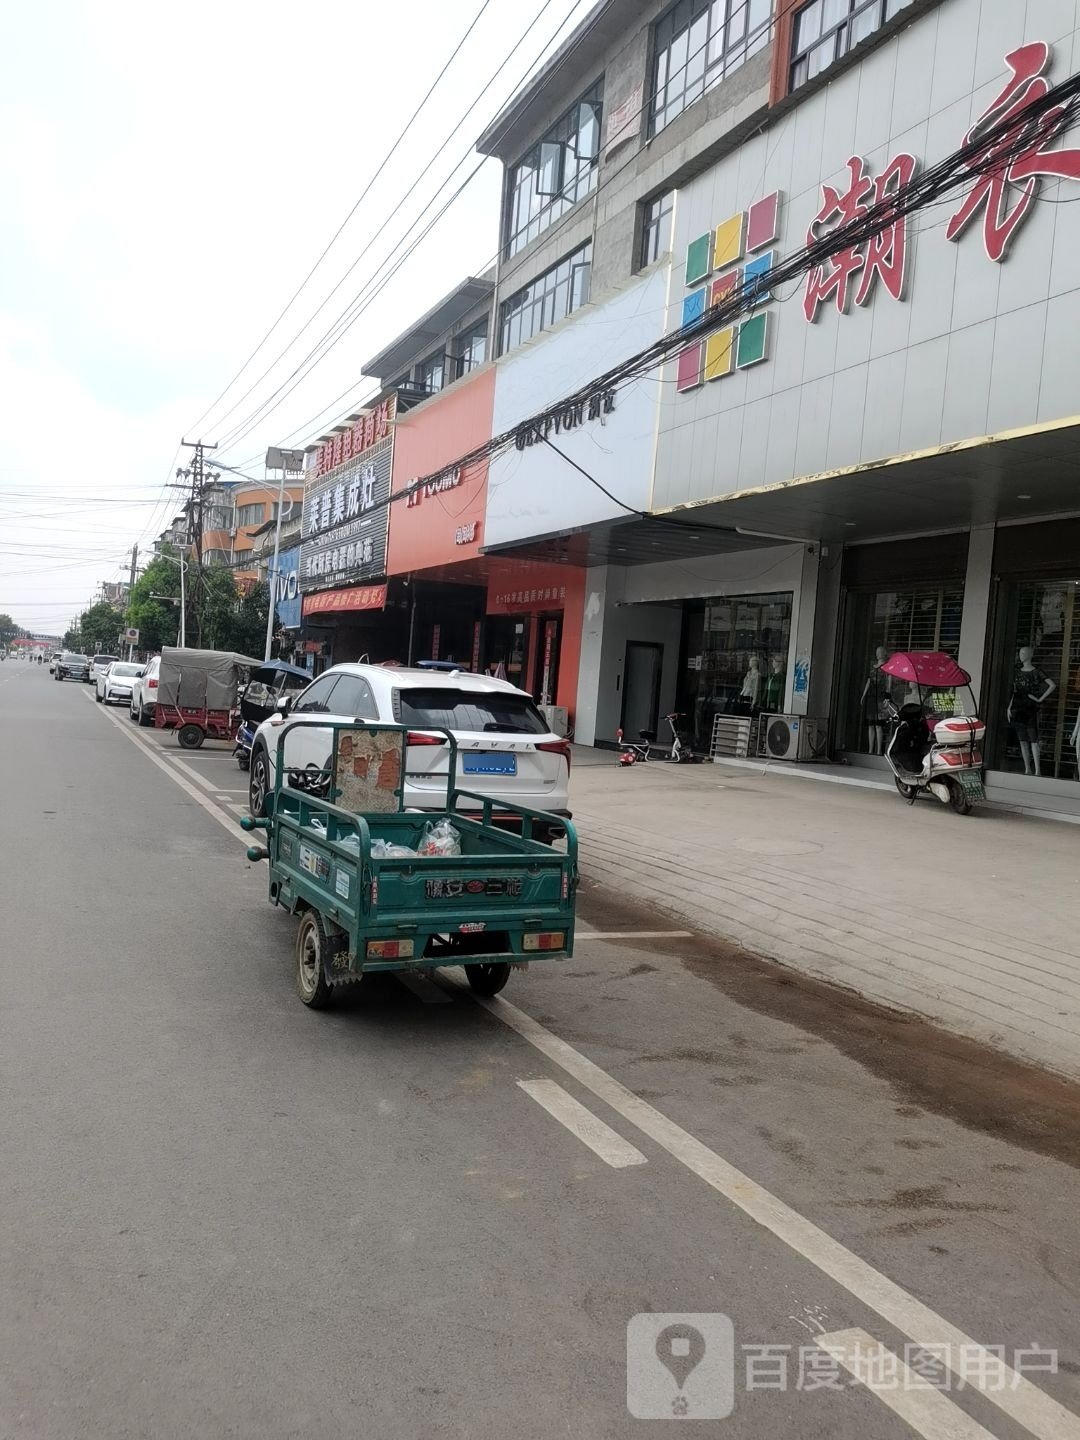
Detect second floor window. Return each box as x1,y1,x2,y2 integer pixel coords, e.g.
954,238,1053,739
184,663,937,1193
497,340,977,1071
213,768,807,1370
499,242,592,354
791,0,914,90
651,0,772,136
505,81,603,257
205,505,234,532
454,323,488,379
417,351,445,395
640,190,675,268
236,503,264,528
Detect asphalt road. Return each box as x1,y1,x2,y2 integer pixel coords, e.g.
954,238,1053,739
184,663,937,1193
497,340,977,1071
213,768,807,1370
3,658,1080,1439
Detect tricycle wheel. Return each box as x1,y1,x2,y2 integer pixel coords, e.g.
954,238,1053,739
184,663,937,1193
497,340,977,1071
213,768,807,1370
466,962,511,997
295,910,337,1009
177,723,204,749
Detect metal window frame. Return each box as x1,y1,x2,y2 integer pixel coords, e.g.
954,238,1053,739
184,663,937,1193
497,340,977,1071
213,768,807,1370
504,80,604,258
789,0,885,91
498,242,593,354
648,0,772,138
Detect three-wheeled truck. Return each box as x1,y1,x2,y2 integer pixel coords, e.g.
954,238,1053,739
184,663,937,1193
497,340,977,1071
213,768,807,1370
242,720,578,1007
155,646,261,749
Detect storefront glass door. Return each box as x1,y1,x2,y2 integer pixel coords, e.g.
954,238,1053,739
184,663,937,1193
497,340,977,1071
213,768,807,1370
836,583,964,753
677,591,793,750
987,580,1080,781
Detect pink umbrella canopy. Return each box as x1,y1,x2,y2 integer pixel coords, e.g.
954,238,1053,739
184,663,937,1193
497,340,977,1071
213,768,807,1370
879,651,971,685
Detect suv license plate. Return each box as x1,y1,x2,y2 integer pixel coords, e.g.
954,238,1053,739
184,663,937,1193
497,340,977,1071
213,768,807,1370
463,753,517,776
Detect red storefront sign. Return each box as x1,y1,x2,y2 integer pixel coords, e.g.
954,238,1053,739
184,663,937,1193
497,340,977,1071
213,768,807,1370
314,396,395,478
302,584,387,617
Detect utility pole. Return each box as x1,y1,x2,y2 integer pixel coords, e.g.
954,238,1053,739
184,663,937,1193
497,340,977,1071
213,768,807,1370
174,440,218,648
128,544,138,590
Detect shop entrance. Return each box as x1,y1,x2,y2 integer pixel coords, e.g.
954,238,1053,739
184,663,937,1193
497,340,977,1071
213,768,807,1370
676,592,794,750
621,641,663,738
987,578,1080,782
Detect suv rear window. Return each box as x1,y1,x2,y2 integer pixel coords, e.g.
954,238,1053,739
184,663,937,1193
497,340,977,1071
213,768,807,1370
395,687,548,735
93,655,118,665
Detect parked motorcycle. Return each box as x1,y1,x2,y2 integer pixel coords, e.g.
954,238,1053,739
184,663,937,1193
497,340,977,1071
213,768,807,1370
234,660,311,771
881,651,985,815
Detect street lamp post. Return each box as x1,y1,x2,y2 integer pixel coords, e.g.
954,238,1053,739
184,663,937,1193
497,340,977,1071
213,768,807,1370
152,549,189,647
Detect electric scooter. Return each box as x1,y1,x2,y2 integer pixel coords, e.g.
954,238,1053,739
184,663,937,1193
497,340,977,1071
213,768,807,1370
881,651,985,815
616,727,653,766
664,712,703,764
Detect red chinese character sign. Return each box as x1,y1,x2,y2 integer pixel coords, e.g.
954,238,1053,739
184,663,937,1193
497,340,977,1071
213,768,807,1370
803,153,917,322
946,42,1080,262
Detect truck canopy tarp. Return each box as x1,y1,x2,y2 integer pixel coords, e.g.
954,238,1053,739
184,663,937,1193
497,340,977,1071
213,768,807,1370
158,647,262,710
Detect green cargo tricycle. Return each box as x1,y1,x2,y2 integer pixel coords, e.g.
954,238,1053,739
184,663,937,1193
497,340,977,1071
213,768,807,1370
242,720,578,1007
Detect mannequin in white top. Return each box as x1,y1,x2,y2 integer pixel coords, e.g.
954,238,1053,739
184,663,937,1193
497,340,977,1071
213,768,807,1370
1007,645,1056,776
859,646,891,754
1070,708,1079,777
740,655,762,709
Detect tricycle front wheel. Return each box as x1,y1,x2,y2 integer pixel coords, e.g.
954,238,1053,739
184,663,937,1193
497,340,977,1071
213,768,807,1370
466,962,511,997
295,910,337,1009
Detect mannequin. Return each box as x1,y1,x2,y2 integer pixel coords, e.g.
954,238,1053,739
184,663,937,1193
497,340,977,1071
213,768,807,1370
860,646,891,755
740,655,762,710
1007,646,1056,776
762,656,785,713
1069,708,1079,779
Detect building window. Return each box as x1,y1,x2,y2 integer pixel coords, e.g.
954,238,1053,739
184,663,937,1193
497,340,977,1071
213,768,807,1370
651,0,772,136
499,242,592,354
236,502,264,528
453,322,488,379
202,548,232,568
417,351,446,395
233,548,254,568
205,504,234,532
505,81,603,257
790,0,914,90
640,190,675,268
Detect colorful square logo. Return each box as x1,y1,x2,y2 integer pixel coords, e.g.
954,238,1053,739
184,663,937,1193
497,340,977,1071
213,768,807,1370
678,190,782,386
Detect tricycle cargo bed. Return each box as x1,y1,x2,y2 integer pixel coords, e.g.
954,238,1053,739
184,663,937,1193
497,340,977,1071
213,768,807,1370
243,722,577,1002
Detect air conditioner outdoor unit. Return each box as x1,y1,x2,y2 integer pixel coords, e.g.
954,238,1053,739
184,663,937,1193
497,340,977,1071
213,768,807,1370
763,713,828,762
539,704,570,738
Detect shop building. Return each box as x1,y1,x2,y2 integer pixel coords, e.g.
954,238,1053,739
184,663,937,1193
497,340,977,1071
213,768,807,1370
644,0,1080,815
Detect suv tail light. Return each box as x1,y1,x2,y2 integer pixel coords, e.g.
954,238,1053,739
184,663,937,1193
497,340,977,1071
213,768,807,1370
536,740,572,771
148,677,158,689
406,731,445,747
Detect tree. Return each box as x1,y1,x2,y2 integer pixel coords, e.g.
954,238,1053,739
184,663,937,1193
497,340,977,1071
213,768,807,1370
125,548,183,653
75,601,126,654
0,613,22,641
199,571,268,656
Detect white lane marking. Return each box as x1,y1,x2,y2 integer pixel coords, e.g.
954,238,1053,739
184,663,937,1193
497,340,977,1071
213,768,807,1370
90,699,249,850
818,1329,999,1440
576,931,694,941
465,991,1080,1440
518,1078,647,1169
165,754,220,791
396,973,453,1005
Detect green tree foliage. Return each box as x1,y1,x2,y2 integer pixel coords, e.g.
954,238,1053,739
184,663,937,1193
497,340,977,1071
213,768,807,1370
125,549,183,653
199,570,268,656
0,613,24,641
62,629,81,650
74,601,127,654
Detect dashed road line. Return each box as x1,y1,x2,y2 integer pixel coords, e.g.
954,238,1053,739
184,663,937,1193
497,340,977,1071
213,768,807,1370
518,1078,647,1169
818,1329,999,1440
467,990,1080,1440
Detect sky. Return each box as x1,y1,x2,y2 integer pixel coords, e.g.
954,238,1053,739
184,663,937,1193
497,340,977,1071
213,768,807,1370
0,0,595,635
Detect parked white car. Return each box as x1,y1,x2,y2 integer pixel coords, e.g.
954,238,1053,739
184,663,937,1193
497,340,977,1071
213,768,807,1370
129,655,161,726
248,663,572,840
97,660,143,706
89,654,119,687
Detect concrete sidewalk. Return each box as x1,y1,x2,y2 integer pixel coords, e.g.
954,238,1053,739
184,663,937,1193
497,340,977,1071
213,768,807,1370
568,747,1080,1080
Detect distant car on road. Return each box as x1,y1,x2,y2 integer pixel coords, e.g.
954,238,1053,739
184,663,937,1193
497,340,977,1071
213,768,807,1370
89,654,119,686
55,653,91,682
97,660,143,706
129,655,161,726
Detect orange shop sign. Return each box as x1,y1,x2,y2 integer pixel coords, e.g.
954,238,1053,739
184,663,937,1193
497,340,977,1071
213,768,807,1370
302,584,387,617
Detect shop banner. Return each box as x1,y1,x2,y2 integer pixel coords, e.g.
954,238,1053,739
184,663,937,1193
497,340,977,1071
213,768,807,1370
300,427,393,595
301,584,387,617
272,545,302,629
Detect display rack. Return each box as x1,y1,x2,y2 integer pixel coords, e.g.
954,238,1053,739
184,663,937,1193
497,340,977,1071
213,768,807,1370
710,713,754,760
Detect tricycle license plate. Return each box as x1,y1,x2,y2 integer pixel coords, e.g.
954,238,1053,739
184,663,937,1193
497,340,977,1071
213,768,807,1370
425,877,523,899
463,752,517,776
959,770,984,799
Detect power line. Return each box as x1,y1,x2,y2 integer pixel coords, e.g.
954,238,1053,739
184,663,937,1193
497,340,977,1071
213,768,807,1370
187,0,501,440
210,0,613,456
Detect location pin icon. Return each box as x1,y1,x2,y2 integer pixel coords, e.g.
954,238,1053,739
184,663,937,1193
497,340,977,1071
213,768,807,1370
655,1323,706,1391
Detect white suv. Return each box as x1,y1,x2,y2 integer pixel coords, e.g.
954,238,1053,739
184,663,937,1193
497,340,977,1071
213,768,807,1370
248,664,571,839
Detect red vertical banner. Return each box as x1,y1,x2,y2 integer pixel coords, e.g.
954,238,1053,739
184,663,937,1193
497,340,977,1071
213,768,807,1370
541,620,558,705
431,623,441,662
